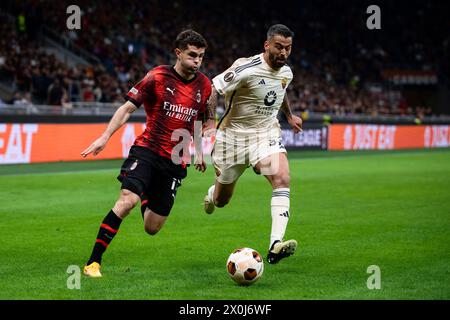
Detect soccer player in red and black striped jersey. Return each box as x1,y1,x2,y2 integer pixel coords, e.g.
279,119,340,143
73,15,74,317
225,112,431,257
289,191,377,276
80,30,214,277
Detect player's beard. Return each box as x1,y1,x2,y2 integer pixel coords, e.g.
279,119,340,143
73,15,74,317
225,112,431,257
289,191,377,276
268,52,286,69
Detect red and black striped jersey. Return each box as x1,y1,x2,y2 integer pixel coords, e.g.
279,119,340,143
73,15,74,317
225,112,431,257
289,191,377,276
126,65,211,161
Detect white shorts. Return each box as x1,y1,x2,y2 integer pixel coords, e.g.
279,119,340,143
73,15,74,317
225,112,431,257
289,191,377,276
211,125,286,184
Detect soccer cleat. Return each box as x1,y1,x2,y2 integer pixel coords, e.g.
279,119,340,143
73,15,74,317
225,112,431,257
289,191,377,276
83,262,102,278
267,239,298,264
204,194,215,214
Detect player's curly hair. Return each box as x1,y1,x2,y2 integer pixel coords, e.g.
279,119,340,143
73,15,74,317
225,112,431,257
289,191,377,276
175,29,208,50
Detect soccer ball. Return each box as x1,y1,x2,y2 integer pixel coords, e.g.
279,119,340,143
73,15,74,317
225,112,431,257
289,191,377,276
226,247,264,285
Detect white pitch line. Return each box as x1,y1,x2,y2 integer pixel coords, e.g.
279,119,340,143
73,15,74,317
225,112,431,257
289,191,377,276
1,150,445,177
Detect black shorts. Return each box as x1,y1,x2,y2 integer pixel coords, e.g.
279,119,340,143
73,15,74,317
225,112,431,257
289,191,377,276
117,146,187,217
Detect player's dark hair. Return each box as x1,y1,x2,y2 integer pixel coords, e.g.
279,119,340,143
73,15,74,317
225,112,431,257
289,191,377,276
267,24,294,39
175,29,208,50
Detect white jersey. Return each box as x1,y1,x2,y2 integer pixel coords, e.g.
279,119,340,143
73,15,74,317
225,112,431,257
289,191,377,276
212,53,293,132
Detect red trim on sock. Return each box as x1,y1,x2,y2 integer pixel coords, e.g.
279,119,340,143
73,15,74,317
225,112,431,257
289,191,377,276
141,200,148,206
96,238,109,248
100,223,118,234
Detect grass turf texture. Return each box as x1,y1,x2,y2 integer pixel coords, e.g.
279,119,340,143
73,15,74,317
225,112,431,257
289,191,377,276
0,149,449,299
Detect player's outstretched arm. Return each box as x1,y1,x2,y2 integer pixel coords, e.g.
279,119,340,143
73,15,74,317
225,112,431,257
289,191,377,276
281,95,302,133
81,101,138,157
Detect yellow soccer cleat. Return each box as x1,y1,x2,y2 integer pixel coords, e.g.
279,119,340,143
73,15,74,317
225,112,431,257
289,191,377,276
83,262,102,278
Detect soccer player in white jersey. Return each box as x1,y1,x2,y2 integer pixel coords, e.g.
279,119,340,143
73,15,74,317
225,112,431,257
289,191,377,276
204,24,303,264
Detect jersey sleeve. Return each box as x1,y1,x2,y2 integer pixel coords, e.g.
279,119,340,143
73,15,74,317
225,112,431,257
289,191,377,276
286,68,294,89
125,71,155,107
212,59,250,96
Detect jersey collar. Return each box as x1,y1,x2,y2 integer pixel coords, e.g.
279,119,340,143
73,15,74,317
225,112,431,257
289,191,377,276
170,66,198,84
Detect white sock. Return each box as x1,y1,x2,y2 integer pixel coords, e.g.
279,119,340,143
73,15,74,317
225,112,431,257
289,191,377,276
207,185,215,204
270,188,290,249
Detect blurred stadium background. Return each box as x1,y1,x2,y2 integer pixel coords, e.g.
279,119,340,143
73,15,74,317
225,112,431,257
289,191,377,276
0,0,449,300
1,0,450,164
0,0,449,116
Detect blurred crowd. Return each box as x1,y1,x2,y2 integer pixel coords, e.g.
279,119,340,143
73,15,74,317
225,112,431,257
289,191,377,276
0,19,131,107
0,0,447,117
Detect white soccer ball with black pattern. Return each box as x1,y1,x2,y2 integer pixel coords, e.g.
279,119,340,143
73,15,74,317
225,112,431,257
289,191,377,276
226,247,264,285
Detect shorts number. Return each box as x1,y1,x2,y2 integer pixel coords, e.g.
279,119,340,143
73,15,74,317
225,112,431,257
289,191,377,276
171,178,181,191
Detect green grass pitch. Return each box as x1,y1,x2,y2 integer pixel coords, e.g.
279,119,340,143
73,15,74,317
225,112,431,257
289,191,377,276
0,149,449,299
